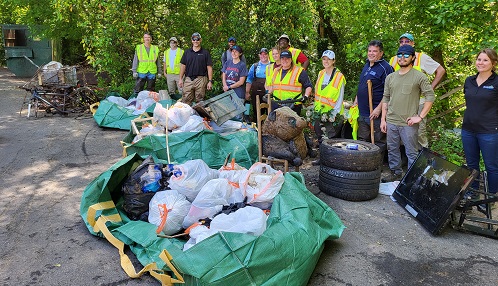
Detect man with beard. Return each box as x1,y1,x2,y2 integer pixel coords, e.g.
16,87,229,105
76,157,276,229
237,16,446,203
380,45,435,182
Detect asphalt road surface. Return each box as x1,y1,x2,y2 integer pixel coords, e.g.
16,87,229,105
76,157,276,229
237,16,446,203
0,67,496,286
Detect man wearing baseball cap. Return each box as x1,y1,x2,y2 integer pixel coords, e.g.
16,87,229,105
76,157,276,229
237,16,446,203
380,44,435,182
163,37,184,96
178,32,214,105
221,36,246,67
245,48,271,122
267,49,312,114
272,34,310,70
389,32,446,148
313,50,346,143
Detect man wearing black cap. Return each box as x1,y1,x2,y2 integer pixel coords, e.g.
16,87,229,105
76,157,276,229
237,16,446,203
245,48,271,122
390,33,446,149
178,32,213,105
380,45,435,182
221,36,246,67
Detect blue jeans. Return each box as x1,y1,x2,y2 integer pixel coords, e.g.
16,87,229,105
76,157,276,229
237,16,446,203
461,129,498,193
386,122,420,174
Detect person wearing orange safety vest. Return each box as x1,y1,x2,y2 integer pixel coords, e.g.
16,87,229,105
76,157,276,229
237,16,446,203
163,37,184,95
267,50,312,115
132,33,161,95
313,50,346,143
269,34,310,70
389,33,445,149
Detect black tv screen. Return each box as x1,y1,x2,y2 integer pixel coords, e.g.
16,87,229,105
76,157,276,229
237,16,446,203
392,148,477,234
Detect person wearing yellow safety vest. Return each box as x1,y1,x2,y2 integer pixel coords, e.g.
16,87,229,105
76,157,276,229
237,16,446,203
132,33,161,95
269,34,310,70
265,46,281,91
313,50,346,144
389,33,446,149
267,50,312,115
163,37,184,96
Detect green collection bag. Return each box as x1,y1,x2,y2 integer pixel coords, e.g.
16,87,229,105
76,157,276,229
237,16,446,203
80,153,345,286
121,129,259,169
93,99,175,130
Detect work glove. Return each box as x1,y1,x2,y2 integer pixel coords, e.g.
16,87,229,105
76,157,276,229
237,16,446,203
133,72,138,79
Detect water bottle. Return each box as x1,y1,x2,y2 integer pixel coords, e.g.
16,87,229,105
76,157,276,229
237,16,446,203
141,164,162,193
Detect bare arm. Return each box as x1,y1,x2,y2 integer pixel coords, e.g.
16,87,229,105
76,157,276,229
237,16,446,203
178,64,186,88
207,65,213,90
407,101,433,126
380,102,388,133
431,65,446,90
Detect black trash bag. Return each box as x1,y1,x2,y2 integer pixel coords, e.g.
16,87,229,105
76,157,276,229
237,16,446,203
122,156,166,221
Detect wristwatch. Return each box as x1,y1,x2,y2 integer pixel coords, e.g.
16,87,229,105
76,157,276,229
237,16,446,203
209,79,214,83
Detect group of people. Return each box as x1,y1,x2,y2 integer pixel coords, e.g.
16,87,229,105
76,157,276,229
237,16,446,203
131,32,497,194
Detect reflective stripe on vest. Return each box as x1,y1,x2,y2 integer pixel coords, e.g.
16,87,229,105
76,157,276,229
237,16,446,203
136,44,159,74
389,52,423,72
314,69,345,114
289,47,301,67
272,66,303,100
164,48,184,74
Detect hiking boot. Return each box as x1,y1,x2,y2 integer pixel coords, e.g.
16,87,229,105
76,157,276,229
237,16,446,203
381,171,403,183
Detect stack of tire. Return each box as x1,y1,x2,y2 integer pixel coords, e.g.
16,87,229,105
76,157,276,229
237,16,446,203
319,139,383,201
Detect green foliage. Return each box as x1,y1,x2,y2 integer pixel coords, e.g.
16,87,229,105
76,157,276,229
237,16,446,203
428,126,465,166
2,0,497,124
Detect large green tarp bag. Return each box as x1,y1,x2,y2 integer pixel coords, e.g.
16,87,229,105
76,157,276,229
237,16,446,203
80,153,345,286
93,99,175,130
121,129,259,169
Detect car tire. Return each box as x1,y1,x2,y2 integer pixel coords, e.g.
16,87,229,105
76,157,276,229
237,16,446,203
318,166,380,201
320,139,382,172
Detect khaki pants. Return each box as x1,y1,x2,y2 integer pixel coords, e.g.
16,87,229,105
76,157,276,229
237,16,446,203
181,76,208,105
166,74,181,95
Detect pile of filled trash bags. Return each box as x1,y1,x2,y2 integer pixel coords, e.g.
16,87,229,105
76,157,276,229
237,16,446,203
121,156,284,251
130,100,247,144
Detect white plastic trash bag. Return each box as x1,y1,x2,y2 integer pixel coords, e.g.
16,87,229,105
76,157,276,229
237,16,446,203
168,159,219,202
183,225,217,251
167,102,195,129
134,91,158,115
172,115,206,133
106,95,130,107
210,206,267,236
182,178,237,229
241,162,284,204
153,103,169,127
148,190,191,235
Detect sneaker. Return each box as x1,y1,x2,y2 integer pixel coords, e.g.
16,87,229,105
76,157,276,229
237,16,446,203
381,171,403,183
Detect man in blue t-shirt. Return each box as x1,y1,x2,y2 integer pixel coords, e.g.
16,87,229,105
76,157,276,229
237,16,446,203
354,40,394,146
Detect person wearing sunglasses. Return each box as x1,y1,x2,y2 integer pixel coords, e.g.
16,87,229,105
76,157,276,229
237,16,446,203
178,32,214,105
380,45,435,182
389,33,446,149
